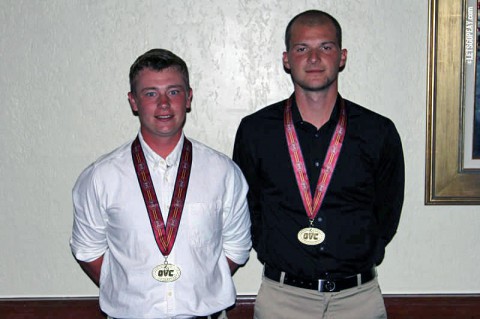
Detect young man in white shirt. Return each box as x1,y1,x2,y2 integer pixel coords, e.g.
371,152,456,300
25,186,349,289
70,49,251,319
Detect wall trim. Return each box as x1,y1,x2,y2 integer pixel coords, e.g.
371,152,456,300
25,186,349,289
1,294,479,318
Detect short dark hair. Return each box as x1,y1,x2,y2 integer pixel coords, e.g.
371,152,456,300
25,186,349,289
129,48,190,94
284,10,342,51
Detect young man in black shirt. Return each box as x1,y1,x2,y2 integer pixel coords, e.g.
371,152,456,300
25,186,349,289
233,10,404,319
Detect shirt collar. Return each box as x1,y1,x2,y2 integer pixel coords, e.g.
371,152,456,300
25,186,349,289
138,131,185,168
291,93,342,126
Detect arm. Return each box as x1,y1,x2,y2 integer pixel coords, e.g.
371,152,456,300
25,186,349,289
70,164,109,285
232,120,262,252
221,158,252,274
226,257,240,275
77,255,104,287
374,121,405,264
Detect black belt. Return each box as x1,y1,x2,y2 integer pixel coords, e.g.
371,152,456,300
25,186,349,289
196,311,223,319
264,264,376,292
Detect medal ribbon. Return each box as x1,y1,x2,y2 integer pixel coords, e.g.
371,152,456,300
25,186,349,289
131,136,192,257
284,96,346,222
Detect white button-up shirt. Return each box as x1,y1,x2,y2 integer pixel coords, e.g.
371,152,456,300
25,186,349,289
70,133,251,319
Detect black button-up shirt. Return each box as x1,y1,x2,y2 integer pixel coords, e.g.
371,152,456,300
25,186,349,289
233,94,404,279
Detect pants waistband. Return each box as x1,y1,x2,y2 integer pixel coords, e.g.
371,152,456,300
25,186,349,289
110,310,223,319
263,264,376,292
196,310,223,319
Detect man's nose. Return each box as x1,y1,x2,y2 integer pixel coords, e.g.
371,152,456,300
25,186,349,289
308,49,321,63
157,94,169,108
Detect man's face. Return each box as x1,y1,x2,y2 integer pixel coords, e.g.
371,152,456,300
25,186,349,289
128,67,192,144
283,21,347,93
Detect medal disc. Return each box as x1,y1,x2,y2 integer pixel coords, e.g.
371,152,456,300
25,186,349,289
298,227,325,245
152,263,181,282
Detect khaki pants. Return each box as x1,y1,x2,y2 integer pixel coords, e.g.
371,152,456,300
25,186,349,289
254,276,387,319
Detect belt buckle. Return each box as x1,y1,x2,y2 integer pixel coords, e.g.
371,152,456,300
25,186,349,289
318,279,336,292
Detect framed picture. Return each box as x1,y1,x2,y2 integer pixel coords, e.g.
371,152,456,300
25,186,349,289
426,0,480,204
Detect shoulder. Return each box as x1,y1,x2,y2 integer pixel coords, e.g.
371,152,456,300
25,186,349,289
189,138,247,184
344,99,397,130
239,99,286,125
343,99,402,154
236,99,287,142
89,140,132,172
74,140,133,188
190,138,238,169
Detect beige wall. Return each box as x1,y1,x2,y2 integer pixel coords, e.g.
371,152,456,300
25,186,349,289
1,0,478,297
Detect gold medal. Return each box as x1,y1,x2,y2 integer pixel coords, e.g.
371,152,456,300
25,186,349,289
152,263,181,282
298,227,325,245
284,97,346,247
132,137,191,284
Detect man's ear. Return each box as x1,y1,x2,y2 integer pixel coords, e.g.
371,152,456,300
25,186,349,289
186,88,193,113
282,51,291,74
339,48,348,72
128,92,139,116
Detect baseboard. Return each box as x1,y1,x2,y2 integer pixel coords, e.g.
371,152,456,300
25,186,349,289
384,294,480,319
1,295,479,318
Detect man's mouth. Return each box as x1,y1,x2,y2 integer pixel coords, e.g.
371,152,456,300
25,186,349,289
155,115,173,120
305,69,324,73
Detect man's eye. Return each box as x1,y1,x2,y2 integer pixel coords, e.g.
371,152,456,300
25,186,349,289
145,91,156,97
321,45,337,53
296,47,307,52
169,90,180,96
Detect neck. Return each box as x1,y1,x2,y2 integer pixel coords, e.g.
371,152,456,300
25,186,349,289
294,88,338,130
141,131,182,159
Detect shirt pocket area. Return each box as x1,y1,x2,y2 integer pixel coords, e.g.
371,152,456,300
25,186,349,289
185,200,222,248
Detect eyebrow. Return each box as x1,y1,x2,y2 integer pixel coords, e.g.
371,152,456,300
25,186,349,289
140,84,186,92
293,40,337,46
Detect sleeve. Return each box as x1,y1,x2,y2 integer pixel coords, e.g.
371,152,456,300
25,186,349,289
232,119,263,253
373,120,405,265
70,164,109,262
221,162,252,265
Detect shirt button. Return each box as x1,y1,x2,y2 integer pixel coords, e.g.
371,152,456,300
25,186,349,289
314,161,321,167
314,133,320,138
317,217,323,223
